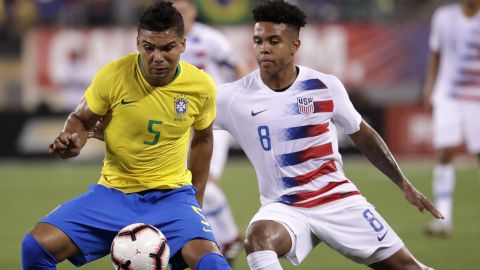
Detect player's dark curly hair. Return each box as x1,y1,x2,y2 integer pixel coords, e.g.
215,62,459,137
252,0,306,31
138,1,184,37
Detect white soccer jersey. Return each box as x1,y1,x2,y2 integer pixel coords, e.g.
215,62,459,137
181,22,235,85
430,4,480,102
216,66,363,206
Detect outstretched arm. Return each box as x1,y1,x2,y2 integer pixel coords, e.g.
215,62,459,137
349,119,444,219
48,98,101,158
189,123,214,205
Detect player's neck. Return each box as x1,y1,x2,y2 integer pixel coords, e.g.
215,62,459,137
260,65,298,91
138,56,180,87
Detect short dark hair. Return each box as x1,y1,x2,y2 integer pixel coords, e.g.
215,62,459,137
252,0,306,31
138,1,185,37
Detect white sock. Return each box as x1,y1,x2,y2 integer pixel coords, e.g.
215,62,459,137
203,182,240,250
433,164,455,224
247,250,282,270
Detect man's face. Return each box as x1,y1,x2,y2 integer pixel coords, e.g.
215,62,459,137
172,0,197,33
253,22,299,74
137,29,185,86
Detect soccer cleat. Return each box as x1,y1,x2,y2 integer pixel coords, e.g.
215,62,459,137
222,234,243,267
424,220,452,238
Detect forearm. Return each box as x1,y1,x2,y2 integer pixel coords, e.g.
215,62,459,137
189,130,214,204
49,97,101,159
63,113,93,148
351,121,443,218
351,122,409,190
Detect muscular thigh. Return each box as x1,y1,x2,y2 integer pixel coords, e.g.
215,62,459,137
30,222,80,262
39,185,131,266
305,196,404,266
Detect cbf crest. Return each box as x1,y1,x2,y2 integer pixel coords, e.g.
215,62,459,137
174,97,188,115
174,95,189,122
297,96,314,117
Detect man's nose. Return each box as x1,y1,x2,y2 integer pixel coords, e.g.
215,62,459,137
152,49,165,62
260,42,270,53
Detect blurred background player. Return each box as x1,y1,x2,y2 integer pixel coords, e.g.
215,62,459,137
57,47,96,111
172,0,245,264
422,0,480,237
216,1,443,269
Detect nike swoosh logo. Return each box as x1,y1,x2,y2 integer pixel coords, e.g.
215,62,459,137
251,109,268,116
377,230,389,241
121,99,137,105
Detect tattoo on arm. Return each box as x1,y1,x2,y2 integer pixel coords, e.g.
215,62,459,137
350,121,406,189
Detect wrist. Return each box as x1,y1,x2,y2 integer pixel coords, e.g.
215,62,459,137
398,179,411,192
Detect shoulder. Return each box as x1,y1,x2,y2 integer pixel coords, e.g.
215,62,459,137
298,65,342,89
95,53,137,81
180,60,213,81
191,23,227,41
434,3,460,18
179,60,216,92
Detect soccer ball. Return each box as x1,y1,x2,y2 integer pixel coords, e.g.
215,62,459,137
111,223,170,270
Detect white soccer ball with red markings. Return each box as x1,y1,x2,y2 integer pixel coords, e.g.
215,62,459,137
111,223,170,270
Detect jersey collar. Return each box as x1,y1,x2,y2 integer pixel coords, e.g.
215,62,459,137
137,54,181,87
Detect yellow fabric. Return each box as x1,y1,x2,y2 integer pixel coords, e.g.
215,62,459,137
84,53,216,192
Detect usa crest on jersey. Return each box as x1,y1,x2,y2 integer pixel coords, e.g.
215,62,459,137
297,96,314,117
174,97,188,115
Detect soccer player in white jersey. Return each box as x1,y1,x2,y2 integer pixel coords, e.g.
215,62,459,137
215,1,444,269
422,0,480,237
171,0,245,264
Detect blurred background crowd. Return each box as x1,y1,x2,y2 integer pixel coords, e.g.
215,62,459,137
0,0,458,158
0,0,453,55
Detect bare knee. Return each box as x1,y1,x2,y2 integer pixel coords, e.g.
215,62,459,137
244,222,273,253
437,147,457,164
244,220,291,256
29,222,79,262
370,247,431,270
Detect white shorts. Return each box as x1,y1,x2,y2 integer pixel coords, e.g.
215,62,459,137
248,196,404,266
209,130,233,181
433,98,480,153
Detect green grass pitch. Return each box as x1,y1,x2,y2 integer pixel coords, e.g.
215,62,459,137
2,157,479,269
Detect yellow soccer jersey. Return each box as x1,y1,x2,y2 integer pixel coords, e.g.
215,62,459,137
84,53,216,192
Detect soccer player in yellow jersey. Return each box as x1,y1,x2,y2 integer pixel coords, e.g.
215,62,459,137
21,2,231,270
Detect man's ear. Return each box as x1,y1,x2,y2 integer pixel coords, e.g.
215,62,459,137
136,34,141,51
180,37,186,53
292,39,301,56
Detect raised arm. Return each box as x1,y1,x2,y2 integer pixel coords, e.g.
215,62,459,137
189,123,214,205
349,119,444,219
48,98,101,159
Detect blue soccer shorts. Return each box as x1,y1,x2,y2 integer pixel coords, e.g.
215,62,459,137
41,184,217,269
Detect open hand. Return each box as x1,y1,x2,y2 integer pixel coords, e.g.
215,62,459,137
402,182,444,219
